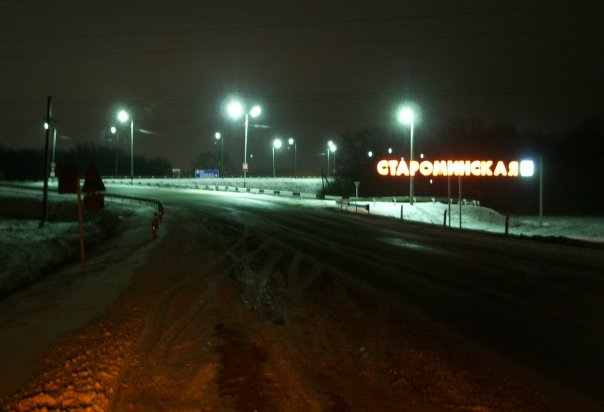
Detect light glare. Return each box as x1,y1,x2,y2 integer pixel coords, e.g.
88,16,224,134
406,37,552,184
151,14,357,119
250,105,262,118
398,107,414,124
215,132,221,140
520,160,535,177
117,110,129,123
110,126,117,134
273,138,282,149
227,101,243,119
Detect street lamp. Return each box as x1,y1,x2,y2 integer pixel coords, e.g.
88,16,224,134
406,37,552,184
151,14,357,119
117,109,134,183
398,106,415,205
288,137,297,177
272,138,282,177
327,140,337,176
226,99,262,186
368,150,373,157
43,122,58,178
110,126,119,176
215,131,223,173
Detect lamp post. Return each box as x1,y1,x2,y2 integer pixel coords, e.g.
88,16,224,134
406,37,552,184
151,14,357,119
288,137,297,177
215,131,223,173
398,107,415,205
117,110,134,183
327,140,337,176
110,126,118,176
272,138,282,177
227,100,261,187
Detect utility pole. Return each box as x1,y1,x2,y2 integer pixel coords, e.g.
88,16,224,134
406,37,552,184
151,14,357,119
41,96,52,226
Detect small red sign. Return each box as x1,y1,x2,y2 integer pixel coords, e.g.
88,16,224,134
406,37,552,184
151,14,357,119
57,164,79,194
82,163,106,193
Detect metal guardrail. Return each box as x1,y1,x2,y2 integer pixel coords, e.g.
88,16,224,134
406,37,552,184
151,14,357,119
104,179,335,201
336,199,370,214
102,192,165,215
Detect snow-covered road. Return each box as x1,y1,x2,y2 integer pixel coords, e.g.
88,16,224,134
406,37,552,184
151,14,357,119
1,185,603,410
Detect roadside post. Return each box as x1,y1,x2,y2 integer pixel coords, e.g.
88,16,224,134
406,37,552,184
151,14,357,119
58,164,85,273
458,176,462,229
82,163,106,210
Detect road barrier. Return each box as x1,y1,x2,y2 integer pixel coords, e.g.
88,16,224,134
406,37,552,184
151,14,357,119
104,178,335,201
336,199,370,214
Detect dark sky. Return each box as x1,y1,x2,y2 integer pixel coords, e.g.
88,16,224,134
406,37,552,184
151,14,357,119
1,1,602,174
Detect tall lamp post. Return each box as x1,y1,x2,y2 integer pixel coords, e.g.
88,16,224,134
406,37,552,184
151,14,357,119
110,126,118,176
215,131,223,174
272,138,282,177
117,110,134,183
45,123,58,178
227,100,262,187
288,137,297,177
398,107,415,205
327,140,337,176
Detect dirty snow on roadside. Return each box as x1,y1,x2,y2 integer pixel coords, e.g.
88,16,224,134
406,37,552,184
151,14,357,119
360,199,604,241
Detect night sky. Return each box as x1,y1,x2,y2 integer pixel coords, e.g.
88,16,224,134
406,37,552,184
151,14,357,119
1,1,602,175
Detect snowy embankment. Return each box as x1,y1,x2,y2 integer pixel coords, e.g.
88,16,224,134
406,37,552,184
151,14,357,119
0,186,151,296
0,219,79,295
343,199,604,240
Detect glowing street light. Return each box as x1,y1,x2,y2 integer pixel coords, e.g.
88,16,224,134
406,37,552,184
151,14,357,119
288,137,297,177
215,131,223,173
327,140,337,176
117,109,134,182
398,106,415,204
272,138,282,177
368,150,373,158
110,126,119,176
43,122,58,178
226,99,262,186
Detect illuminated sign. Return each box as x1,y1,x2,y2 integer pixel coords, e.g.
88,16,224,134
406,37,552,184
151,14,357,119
377,159,534,177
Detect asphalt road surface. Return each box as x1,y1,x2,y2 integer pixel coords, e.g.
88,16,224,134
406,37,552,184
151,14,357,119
131,186,604,406
3,185,604,411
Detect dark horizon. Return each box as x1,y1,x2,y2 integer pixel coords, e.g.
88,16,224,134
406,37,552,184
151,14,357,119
1,1,603,172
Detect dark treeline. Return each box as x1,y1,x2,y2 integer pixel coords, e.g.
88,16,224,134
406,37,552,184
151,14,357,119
0,144,172,181
332,118,604,216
